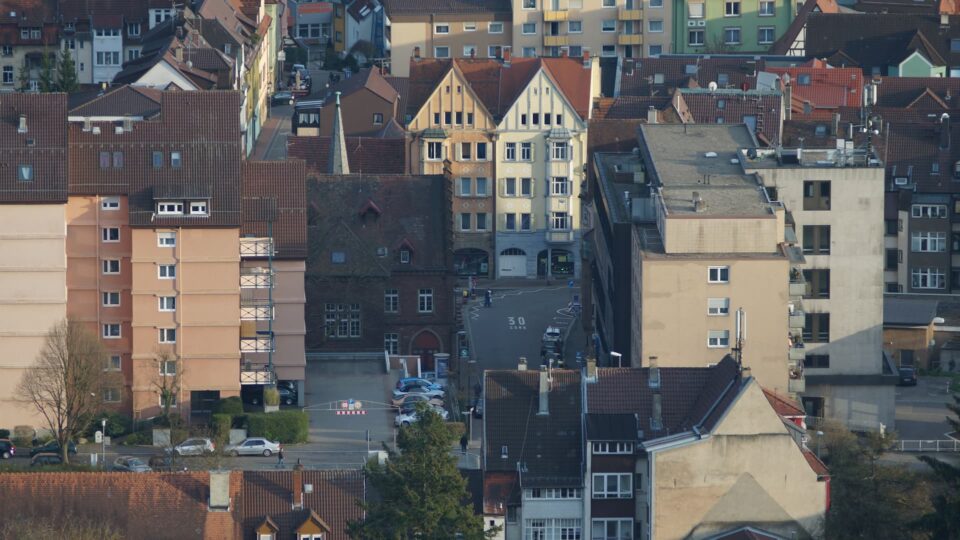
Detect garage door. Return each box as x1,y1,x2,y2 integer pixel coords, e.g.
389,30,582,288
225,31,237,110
499,255,527,277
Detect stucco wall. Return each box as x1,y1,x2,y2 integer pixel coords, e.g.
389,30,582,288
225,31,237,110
390,17,511,77
241,259,306,382
662,214,781,254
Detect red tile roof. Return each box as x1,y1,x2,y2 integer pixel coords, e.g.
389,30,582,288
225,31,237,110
803,448,830,477
619,57,761,97
242,160,308,260
0,93,68,203
542,56,594,120
762,388,806,417
323,67,399,105
287,136,407,175
767,64,863,110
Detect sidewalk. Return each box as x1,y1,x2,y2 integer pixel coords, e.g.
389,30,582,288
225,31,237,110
464,276,580,291
250,115,283,161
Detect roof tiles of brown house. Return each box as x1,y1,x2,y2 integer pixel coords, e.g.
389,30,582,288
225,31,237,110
0,92,68,204
875,76,960,108
767,61,863,110
619,57,761,97
484,369,583,487
483,471,520,515
68,91,243,227
680,90,782,144
384,76,409,121
323,67,399,105
242,160,308,259
60,0,152,21
288,136,407,175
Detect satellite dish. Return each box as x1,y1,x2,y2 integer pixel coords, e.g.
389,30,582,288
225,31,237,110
708,81,718,91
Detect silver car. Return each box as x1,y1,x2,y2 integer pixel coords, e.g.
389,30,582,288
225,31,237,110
225,437,282,457
113,456,152,472
173,437,216,456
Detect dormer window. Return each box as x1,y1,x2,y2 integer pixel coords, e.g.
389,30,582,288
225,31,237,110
400,250,410,264
158,202,184,215
170,151,182,168
798,73,811,85
17,164,33,182
190,201,208,215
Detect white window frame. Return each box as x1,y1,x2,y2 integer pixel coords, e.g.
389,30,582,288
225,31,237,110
488,22,504,34
400,249,411,264
103,323,121,339
522,23,537,35
759,0,775,15
170,151,182,168
101,227,120,243
550,211,570,231
459,177,472,197
106,355,122,371
384,333,399,354
159,296,176,311
592,473,632,499
427,141,443,160
434,24,450,34
592,442,633,454
911,231,947,252
551,177,570,196
724,26,741,45
591,519,633,540
524,488,582,499
707,298,730,316
463,45,477,57
159,392,177,408
102,259,120,274
758,26,775,45
601,20,616,32
103,387,121,403
520,142,533,161
505,142,517,161
159,328,176,344
463,22,477,32
725,0,740,16
568,20,583,33
708,266,730,283
476,176,488,196
521,178,533,197
102,291,120,307
157,231,176,247
912,204,947,218
648,20,664,32
101,196,120,210
504,177,517,197
708,330,730,348
551,141,569,161
384,289,399,313
418,288,434,313
601,44,617,57
912,267,946,289
190,201,208,215
476,213,489,231
158,264,176,279
689,29,705,46
434,46,450,58
157,202,183,215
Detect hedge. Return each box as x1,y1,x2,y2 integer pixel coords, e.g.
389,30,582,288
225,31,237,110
246,411,308,444
211,414,232,445
213,397,244,416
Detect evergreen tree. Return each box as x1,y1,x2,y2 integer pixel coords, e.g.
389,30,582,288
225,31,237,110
347,404,496,540
56,48,80,93
18,57,31,91
915,393,960,539
38,50,55,92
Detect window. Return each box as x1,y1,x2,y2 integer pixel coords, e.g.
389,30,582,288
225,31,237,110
525,488,582,499
96,51,120,65
18,164,33,182
418,289,434,312
725,0,740,15
912,204,947,218
759,0,775,15
708,266,729,283
591,519,633,540
603,0,616,6
103,387,121,403
489,22,504,33
804,313,830,342
102,292,120,306
435,24,450,34
601,44,616,57
190,201,207,215
467,112,475,125
460,213,472,231
427,142,443,160
463,45,477,57
522,23,537,35
106,355,121,371
523,0,536,6
157,202,183,215
569,20,583,33
455,112,463,125
505,213,517,230
522,47,536,57
101,197,120,210
434,46,450,58
2,66,12,84
885,248,899,271
592,442,633,454
170,151,182,168
953,39,960,53
476,143,488,160
152,151,163,168
592,473,632,498
372,112,384,125
157,232,176,247
689,29,705,46
708,330,730,348
477,213,488,230
459,142,472,160
802,225,831,255
521,213,532,230
103,323,121,339
551,212,570,230
544,113,552,126
804,354,830,369
128,22,141,36
601,20,616,32
158,296,176,311
521,177,533,196
504,178,517,196
525,519,583,540
384,289,399,313
650,45,663,56
521,142,533,161
102,259,120,274
400,249,411,264
160,392,178,408
521,114,528,126
532,113,540,125
724,27,741,45
551,177,570,196
505,143,517,161
158,264,176,279
159,328,176,344
649,20,663,32
803,269,830,299
384,333,399,354
464,22,477,31
803,181,831,211
324,303,362,338
459,177,472,196
707,298,730,316
689,2,705,17
912,231,947,252
1,45,11,56
102,227,120,242
758,27,775,44
912,267,946,289
551,141,569,161
476,177,488,195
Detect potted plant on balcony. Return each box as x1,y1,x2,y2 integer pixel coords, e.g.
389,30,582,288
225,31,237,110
263,387,280,413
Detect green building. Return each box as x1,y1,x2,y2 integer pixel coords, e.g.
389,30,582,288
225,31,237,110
672,0,797,54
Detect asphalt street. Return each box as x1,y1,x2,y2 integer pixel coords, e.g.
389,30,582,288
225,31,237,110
894,375,956,441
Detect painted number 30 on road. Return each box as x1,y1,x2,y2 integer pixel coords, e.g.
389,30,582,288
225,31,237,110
507,316,526,330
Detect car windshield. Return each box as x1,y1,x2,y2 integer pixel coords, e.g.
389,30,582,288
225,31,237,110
899,368,913,375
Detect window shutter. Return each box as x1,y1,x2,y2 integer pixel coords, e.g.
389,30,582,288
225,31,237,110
529,178,535,197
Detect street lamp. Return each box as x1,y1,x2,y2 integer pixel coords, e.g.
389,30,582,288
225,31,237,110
277,50,286,88
610,351,622,368
101,418,107,468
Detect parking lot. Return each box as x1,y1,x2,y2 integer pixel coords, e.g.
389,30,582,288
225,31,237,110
895,376,956,441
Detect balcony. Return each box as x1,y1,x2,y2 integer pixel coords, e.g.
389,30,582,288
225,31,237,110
789,304,806,329
543,9,569,21
544,35,569,47
241,299,274,321
240,237,274,258
789,343,806,362
240,334,274,352
240,365,275,385
788,376,805,393
618,34,643,46
548,195,571,213
240,268,273,288
546,229,575,244
789,269,806,297
618,8,643,19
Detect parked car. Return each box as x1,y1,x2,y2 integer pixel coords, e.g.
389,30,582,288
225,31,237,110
271,91,294,106
397,401,446,415
393,386,444,407
30,453,63,467
394,393,445,409
395,377,443,391
278,386,298,406
113,456,152,472
898,367,918,386
395,408,449,427
30,440,77,457
0,439,15,459
173,438,215,456
225,437,281,457
149,454,188,472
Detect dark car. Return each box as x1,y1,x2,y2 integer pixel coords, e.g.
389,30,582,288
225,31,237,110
278,385,297,406
0,439,15,459
30,453,63,467
148,454,188,472
898,367,918,386
30,440,77,457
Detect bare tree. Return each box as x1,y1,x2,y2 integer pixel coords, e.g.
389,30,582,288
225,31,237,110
17,319,114,463
151,349,183,428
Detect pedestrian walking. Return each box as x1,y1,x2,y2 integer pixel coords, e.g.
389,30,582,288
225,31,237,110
460,433,468,454
277,446,284,468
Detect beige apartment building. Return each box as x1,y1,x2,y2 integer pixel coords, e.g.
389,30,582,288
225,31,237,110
511,0,671,59
384,0,513,77
0,94,69,428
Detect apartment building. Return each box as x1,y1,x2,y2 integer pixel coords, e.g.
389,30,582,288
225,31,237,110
383,0,513,77
512,0,671,59
0,94,69,428
317,67,401,137
672,0,797,54
0,2,61,91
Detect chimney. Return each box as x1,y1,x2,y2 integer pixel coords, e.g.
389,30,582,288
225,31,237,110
538,365,550,415
647,106,658,124
174,46,183,63
291,467,304,510
329,92,350,174
648,356,660,389
940,113,951,150
518,356,527,371
413,46,421,60
208,471,231,511
503,49,511,67
582,50,590,68
741,365,752,379
585,358,597,381
17,114,27,134
693,191,705,212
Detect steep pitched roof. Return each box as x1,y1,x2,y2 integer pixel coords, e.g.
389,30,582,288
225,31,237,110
323,67,399,105
69,84,164,118
769,0,841,55
876,76,960,108
287,136,407,175
766,63,863,110
541,56,594,120
242,160,308,259
484,369,583,487
762,389,806,417
384,75,409,120
0,93,68,204
406,58,454,119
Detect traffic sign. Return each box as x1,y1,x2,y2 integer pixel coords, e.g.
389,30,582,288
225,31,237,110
336,410,367,415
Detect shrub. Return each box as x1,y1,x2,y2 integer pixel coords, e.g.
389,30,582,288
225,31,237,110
85,412,130,438
0,429,9,439
13,425,34,447
214,397,244,416
121,431,152,446
211,414,232,446
264,388,281,407
246,411,308,444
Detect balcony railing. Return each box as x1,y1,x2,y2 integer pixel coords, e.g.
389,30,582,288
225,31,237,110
789,270,806,297
789,308,806,329
241,300,274,321
240,269,273,288
618,8,643,19
788,362,805,393
618,34,643,46
546,229,575,244
788,377,806,393
543,9,569,21
240,237,275,258
789,343,806,362
240,365,275,385
240,335,274,352
544,35,569,47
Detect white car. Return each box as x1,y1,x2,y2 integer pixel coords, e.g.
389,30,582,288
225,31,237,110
395,407,449,427
225,437,282,457
173,438,215,456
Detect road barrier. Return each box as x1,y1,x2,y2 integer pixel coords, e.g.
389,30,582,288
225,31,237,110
894,439,960,452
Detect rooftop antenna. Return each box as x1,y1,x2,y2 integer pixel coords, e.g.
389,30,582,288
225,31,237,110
732,308,746,370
